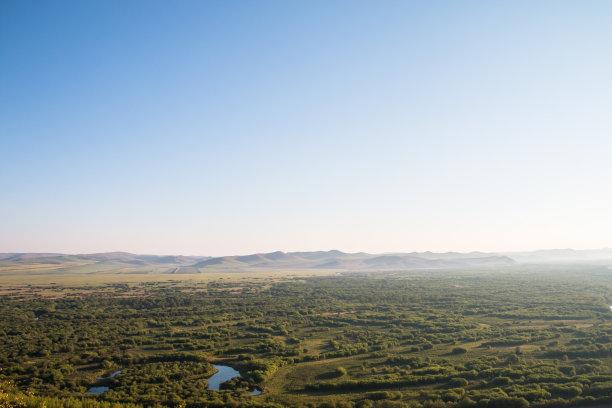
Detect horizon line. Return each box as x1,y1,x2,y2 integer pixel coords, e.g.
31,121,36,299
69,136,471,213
2,247,612,258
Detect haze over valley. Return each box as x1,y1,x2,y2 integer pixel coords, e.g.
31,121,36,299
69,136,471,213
3,248,612,276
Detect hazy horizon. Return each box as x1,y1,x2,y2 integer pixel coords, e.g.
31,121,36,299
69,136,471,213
2,246,612,259
2,1,611,256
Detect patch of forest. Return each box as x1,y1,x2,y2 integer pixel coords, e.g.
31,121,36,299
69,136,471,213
1,268,612,407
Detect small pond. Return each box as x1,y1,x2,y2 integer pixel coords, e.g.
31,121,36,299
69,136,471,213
86,386,109,395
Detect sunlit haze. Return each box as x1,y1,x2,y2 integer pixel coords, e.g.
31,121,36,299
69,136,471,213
1,1,611,256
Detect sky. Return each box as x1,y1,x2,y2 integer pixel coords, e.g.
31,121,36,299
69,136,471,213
1,1,611,256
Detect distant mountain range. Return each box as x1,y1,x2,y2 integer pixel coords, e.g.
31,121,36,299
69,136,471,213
0,252,205,266
2,248,611,274
192,251,515,270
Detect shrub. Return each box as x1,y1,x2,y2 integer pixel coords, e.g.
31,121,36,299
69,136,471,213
365,391,391,400
449,377,469,387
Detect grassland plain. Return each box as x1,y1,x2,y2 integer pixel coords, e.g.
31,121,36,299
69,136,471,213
1,266,612,408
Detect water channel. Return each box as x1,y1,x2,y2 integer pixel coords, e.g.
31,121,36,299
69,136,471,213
85,366,261,395
85,370,122,394
207,365,261,395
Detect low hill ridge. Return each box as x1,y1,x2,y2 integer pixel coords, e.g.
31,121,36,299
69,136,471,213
3,248,612,274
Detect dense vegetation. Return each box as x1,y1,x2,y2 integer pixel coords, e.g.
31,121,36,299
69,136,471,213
1,267,612,407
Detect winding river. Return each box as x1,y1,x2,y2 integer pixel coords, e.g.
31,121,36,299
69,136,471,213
206,365,240,391
85,370,122,394
86,366,261,395
207,365,261,395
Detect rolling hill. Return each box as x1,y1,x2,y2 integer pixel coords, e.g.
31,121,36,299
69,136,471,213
3,248,612,275
192,250,515,270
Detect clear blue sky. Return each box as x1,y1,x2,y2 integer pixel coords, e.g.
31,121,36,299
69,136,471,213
1,1,611,256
